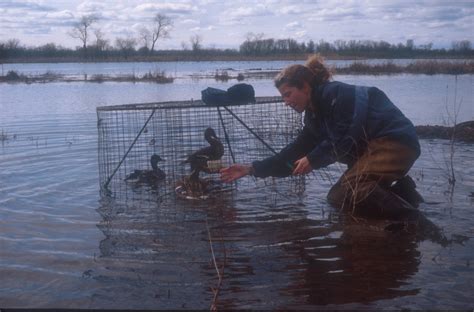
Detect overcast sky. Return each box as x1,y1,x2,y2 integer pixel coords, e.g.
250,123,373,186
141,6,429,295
1,0,473,49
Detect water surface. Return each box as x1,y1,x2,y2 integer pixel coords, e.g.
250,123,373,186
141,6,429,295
0,61,473,309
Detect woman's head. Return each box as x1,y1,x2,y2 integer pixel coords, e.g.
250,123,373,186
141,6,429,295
274,54,332,113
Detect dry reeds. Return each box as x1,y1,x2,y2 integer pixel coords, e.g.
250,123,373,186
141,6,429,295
1,129,8,142
0,70,174,84
140,70,174,83
0,70,26,82
1,129,17,143
335,60,474,75
214,70,230,81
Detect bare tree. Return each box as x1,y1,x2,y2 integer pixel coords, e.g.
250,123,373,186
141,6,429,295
139,27,151,50
69,14,98,52
452,40,472,52
115,36,137,58
150,14,173,52
94,29,108,53
6,38,21,50
190,34,202,52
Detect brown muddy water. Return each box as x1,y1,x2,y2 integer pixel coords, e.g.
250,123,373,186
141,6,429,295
0,69,473,309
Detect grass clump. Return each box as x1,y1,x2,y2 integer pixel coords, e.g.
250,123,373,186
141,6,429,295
214,70,246,81
0,70,26,82
141,71,174,83
214,70,230,81
406,60,474,75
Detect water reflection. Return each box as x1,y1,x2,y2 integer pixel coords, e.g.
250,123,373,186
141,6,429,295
212,206,423,308
281,217,421,308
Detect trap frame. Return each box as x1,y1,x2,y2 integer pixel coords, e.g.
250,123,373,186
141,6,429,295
97,96,305,199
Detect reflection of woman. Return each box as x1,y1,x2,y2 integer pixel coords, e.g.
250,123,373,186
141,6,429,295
221,54,422,220
285,218,421,306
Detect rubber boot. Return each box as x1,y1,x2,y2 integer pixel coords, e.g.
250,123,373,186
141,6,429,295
390,175,424,208
354,185,420,221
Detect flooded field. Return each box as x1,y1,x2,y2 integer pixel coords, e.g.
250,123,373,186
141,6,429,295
0,62,473,309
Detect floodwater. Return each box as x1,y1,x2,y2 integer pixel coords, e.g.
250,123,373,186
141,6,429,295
0,61,473,309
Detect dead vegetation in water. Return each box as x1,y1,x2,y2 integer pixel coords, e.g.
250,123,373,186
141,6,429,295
2,60,471,84
138,71,174,83
334,60,474,75
215,60,474,81
0,70,174,84
89,71,174,83
0,129,8,142
1,129,17,144
0,70,27,82
214,70,245,82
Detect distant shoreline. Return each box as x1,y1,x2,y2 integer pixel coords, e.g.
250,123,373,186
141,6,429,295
1,54,311,64
1,53,473,64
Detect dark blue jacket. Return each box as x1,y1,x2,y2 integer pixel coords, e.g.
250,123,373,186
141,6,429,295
253,81,420,178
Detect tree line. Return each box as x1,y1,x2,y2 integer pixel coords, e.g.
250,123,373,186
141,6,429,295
239,33,472,58
0,13,472,61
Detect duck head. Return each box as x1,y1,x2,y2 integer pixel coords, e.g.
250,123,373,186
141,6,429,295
204,127,218,143
150,154,165,170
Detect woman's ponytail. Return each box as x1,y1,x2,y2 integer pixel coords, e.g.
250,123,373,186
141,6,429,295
305,54,332,85
275,54,332,89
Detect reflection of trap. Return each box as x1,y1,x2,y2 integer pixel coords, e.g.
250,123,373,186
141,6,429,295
97,97,305,198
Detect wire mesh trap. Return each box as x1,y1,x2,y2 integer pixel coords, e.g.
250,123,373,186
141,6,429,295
97,96,305,200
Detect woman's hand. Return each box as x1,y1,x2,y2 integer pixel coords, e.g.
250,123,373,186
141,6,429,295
220,164,253,183
292,156,313,175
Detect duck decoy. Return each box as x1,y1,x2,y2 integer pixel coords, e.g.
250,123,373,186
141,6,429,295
125,154,166,185
183,127,224,181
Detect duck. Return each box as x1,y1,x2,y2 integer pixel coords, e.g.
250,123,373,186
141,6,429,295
125,154,166,185
175,175,227,200
175,175,210,200
177,127,224,198
183,127,224,181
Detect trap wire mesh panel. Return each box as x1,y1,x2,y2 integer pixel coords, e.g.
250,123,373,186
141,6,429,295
97,97,305,199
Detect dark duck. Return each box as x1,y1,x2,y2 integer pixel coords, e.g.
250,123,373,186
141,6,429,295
125,154,166,185
177,127,224,198
184,127,224,180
